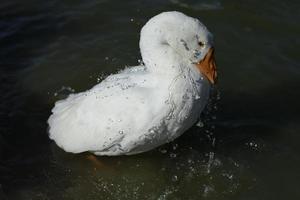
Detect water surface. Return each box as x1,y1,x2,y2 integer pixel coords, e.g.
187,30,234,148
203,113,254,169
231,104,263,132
1,0,300,199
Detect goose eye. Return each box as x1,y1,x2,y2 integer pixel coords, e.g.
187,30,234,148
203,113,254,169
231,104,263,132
198,41,205,47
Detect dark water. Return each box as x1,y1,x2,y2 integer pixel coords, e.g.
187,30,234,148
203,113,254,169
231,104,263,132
1,0,300,199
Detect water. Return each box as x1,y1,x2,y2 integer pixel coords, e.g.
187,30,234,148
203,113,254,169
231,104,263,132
0,0,299,199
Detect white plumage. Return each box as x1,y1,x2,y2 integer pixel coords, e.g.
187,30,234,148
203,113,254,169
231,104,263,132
48,11,217,156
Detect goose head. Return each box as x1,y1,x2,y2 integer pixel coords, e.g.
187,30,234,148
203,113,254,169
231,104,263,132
140,11,217,84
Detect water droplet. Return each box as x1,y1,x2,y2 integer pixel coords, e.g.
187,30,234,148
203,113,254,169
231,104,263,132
216,93,221,100
172,144,178,150
195,95,200,100
149,129,155,134
169,153,177,158
196,121,204,127
212,138,216,147
137,59,143,65
202,184,215,197
172,175,178,182
160,149,167,154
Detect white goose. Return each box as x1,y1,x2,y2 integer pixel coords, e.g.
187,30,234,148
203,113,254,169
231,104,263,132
48,11,217,156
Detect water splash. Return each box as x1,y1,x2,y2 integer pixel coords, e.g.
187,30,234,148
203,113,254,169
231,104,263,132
53,86,75,99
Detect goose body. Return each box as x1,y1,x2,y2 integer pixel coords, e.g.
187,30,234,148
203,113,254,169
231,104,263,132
48,11,217,156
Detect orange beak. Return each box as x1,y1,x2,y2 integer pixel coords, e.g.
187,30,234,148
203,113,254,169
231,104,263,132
196,48,217,84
